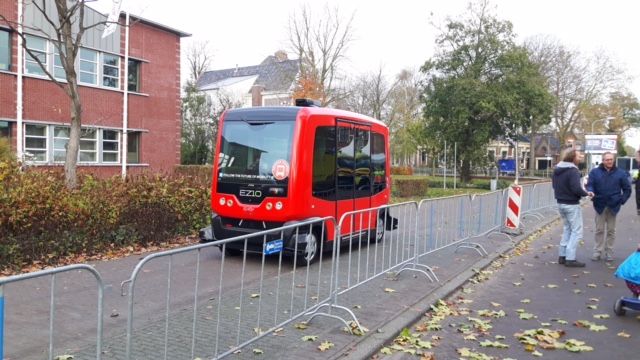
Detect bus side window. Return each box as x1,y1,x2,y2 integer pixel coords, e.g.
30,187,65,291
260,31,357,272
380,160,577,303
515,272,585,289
371,132,387,194
355,128,371,198
312,126,337,199
337,125,355,201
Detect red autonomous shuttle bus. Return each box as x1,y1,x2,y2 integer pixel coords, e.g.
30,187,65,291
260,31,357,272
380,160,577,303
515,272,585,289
200,99,395,264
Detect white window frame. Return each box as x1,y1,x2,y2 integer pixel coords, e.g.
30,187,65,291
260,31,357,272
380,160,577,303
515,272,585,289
25,125,134,165
24,35,47,76
53,45,66,80
53,126,70,162
79,130,98,163
102,130,120,163
79,48,98,85
24,124,48,162
102,54,120,88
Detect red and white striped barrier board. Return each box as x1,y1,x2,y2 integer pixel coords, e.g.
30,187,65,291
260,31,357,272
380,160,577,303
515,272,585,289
506,185,522,229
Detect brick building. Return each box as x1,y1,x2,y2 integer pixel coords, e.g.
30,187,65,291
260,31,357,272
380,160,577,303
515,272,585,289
0,1,190,176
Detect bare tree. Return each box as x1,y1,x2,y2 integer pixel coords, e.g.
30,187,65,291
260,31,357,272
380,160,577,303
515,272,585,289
340,65,396,119
524,34,630,144
340,67,424,165
0,0,114,189
185,40,214,82
286,3,355,107
386,68,424,166
181,40,215,164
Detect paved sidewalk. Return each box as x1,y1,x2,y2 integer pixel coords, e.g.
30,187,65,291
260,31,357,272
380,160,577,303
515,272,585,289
366,201,640,359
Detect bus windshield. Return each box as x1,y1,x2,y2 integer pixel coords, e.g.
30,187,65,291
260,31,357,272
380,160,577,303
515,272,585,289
217,120,295,184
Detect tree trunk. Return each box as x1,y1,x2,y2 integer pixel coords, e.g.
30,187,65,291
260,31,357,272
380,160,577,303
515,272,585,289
461,158,472,184
65,87,82,190
528,119,538,177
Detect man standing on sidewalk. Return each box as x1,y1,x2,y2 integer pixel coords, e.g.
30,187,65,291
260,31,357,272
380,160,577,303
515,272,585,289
553,149,593,267
586,151,631,261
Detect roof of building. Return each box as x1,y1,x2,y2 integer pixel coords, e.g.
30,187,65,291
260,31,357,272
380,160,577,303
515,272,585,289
535,133,563,149
124,13,191,38
197,54,300,93
494,134,531,144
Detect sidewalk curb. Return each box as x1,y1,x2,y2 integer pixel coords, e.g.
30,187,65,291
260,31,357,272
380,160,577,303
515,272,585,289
337,215,560,359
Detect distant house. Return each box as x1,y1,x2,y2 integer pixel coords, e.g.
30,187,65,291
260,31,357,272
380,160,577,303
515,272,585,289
197,51,300,108
532,132,582,170
0,0,190,176
486,135,532,169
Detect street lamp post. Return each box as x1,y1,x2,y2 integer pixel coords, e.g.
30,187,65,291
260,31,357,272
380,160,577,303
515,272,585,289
587,116,616,173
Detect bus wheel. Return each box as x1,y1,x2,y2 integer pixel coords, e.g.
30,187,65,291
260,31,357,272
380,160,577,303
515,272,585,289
370,216,385,243
297,231,320,265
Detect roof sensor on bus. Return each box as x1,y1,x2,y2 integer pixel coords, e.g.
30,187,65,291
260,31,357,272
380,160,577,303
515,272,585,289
295,98,322,107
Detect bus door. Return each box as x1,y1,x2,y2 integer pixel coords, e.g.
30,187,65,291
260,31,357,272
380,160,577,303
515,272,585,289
336,122,356,238
353,126,373,232
336,122,372,240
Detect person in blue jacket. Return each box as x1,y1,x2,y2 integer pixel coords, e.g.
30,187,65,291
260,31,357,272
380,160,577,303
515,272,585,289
553,149,594,267
586,152,632,261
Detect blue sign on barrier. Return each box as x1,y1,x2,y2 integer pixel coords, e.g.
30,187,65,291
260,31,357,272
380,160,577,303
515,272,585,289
264,240,284,255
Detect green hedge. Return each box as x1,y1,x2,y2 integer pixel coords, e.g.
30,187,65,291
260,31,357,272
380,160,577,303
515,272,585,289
390,166,414,175
0,165,211,272
392,178,430,197
426,178,511,190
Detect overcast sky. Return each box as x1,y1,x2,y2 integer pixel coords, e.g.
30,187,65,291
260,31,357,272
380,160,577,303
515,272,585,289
89,0,640,145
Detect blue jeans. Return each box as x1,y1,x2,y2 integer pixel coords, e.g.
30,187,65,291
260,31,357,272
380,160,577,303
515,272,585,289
558,203,583,261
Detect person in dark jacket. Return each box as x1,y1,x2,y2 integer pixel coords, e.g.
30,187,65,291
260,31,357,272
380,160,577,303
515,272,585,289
635,150,640,215
553,149,593,267
586,151,632,261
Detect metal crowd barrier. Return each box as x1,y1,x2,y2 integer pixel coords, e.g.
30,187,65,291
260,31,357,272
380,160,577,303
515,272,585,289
521,182,557,221
0,264,105,360
1,181,561,359
327,203,435,308
119,217,338,360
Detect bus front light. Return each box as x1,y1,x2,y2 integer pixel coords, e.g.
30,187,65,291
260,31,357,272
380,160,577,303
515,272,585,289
219,197,226,206
275,202,283,210
266,202,273,210
227,199,233,207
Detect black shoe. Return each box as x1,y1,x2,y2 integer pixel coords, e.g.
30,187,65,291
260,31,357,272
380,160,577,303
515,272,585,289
564,260,585,267
558,256,566,264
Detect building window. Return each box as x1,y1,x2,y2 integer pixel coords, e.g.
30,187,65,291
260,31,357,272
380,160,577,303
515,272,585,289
80,130,97,162
25,124,48,161
79,48,97,85
127,132,140,163
53,126,70,162
102,54,119,88
0,121,10,138
24,35,47,76
52,127,122,163
501,150,507,159
102,130,120,162
128,59,140,92
0,29,10,71
53,45,66,80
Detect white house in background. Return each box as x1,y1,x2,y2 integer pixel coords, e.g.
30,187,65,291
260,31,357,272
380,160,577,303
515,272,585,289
197,50,300,108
